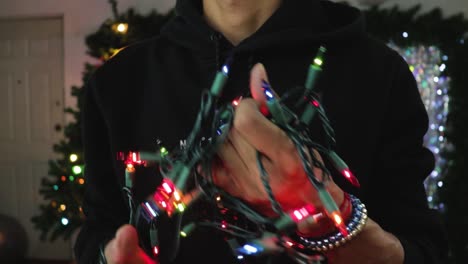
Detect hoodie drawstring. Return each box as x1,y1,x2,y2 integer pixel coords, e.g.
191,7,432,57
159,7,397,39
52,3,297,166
210,33,222,70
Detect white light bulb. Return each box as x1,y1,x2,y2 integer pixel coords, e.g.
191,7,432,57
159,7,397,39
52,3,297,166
61,217,69,226
243,244,258,254
439,64,446,72
222,65,229,74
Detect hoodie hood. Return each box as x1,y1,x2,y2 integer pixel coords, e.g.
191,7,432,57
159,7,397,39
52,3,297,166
161,0,365,55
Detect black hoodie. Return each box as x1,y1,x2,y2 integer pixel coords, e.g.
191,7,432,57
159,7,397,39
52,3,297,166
75,0,447,263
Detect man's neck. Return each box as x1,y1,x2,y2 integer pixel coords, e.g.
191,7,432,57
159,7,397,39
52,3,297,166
202,0,282,46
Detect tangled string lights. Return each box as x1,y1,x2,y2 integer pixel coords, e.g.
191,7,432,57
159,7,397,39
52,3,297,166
116,47,363,263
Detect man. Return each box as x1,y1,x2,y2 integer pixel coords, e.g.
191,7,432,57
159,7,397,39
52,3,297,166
75,0,447,263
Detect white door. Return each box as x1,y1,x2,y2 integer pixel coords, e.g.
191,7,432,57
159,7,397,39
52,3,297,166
0,17,71,260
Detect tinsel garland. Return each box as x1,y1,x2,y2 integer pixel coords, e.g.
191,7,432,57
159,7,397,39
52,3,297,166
364,5,468,263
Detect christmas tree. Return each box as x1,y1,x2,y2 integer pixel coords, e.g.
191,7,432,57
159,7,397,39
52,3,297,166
31,1,174,241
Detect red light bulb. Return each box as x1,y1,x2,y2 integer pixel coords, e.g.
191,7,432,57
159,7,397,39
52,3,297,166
342,169,360,187
162,181,173,194
221,220,227,229
290,204,316,223
153,246,159,256
232,96,242,107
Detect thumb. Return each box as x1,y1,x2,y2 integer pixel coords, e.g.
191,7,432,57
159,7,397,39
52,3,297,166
250,63,277,115
115,224,140,257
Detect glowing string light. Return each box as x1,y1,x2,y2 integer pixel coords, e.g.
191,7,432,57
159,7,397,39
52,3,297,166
265,90,274,100
173,191,181,202
222,65,229,75
314,58,323,66
177,203,185,212
153,246,159,256
242,244,258,254
162,182,173,194
293,210,304,221
232,96,242,107
69,154,78,162
61,217,69,226
439,64,446,72
158,147,168,156
145,202,158,217
113,23,129,34
72,165,82,175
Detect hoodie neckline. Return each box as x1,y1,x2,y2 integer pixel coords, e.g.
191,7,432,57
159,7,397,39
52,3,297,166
161,0,365,56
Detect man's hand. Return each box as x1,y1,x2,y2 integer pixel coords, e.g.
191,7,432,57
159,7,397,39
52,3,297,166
104,225,157,264
212,63,344,223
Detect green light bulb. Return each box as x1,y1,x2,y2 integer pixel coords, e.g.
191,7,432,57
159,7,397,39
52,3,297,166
314,58,323,66
72,165,82,175
181,223,196,237
160,147,168,156
177,203,185,213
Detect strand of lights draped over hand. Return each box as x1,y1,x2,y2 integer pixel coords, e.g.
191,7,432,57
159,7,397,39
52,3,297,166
389,44,450,211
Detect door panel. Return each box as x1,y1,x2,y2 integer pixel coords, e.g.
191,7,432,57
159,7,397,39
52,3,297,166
0,17,71,260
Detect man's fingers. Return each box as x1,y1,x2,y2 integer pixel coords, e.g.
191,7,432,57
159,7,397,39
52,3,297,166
250,63,269,106
116,225,139,255
105,225,140,263
234,99,297,167
218,136,249,174
104,238,117,262
216,136,264,197
249,63,280,114
226,128,257,173
104,224,159,264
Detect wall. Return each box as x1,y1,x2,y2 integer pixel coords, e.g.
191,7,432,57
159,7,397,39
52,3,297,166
0,0,176,113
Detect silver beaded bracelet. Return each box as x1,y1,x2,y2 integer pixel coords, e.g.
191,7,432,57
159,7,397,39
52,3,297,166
297,194,368,252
